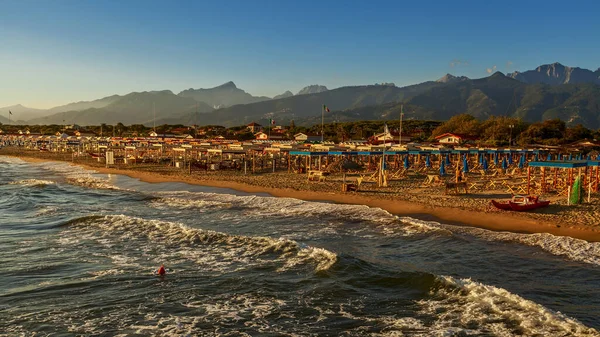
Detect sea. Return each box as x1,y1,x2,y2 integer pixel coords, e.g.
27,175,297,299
1,155,600,337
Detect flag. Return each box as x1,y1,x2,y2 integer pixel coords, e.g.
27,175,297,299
323,105,330,112
9,110,12,115
269,118,275,125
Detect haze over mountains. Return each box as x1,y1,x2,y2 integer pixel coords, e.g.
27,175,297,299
2,62,600,128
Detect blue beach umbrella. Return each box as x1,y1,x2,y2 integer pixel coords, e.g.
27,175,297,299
445,154,451,166
577,154,582,160
597,154,600,161
547,153,552,161
502,157,508,170
587,155,591,161
482,157,489,171
403,156,410,169
494,153,499,166
439,160,446,176
508,155,513,165
568,153,573,161
535,153,539,161
518,155,525,169
425,156,431,168
478,154,483,165
462,156,469,173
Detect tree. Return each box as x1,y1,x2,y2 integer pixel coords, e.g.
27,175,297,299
430,114,481,139
479,116,526,146
565,124,592,143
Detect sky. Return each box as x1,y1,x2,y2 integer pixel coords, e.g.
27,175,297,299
1,0,599,109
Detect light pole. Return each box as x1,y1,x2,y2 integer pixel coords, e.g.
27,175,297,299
508,124,514,146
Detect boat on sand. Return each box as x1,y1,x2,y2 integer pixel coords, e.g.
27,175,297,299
491,195,550,212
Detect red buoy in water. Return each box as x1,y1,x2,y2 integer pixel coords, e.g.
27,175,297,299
157,265,166,276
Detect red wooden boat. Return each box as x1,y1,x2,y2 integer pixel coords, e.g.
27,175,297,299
491,195,550,212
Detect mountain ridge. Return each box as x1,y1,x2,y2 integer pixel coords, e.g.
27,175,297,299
508,62,600,85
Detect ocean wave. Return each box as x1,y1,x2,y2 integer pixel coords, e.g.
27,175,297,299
150,197,231,211
416,275,599,336
34,161,121,190
63,214,337,273
399,216,600,267
152,191,436,236
8,179,55,187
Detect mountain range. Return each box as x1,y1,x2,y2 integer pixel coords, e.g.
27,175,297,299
2,62,600,128
508,62,600,85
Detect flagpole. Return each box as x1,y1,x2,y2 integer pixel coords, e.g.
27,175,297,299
399,104,403,147
321,105,324,143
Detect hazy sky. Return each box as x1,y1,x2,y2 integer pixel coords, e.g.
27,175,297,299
1,0,599,108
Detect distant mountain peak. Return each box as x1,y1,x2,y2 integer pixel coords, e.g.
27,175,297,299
509,62,600,85
216,81,237,89
297,85,328,96
177,81,269,108
273,90,294,100
437,73,469,83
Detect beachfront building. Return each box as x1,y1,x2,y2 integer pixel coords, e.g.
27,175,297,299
371,131,411,144
294,133,321,142
247,122,262,133
75,130,97,138
255,132,286,141
435,133,475,145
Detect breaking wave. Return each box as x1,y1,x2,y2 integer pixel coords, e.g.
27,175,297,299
417,275,599,336
399,216,600,267
152,191,438,236
9,179,55,187
63,214,338,273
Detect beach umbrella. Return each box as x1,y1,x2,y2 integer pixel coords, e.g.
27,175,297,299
445,154,451,166
568,153,573,161
425,155,431,168
508,154,513,165
577,154,582,160
403,156,410,169
518,155,525,169
478,153,483,165
462,156,469,173
439,160,446,176
502,157,508,170
597,154,600,161
482,157,489,171
534,153,539,161
547,153,552,161
587,155,591,161
494,153,499,166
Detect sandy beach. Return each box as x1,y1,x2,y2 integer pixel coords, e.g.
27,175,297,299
4,147,600,242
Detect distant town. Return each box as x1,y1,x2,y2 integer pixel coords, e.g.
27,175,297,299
1,114,598,149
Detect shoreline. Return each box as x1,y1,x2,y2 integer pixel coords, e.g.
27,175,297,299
9,153,600,242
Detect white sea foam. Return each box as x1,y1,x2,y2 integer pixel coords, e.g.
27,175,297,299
416,275,599,336
152,191,437,237
34,161,121,190
399,216,600,267
64,214,338,274
9,179,55,186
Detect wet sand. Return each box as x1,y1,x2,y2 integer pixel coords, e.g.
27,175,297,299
5,148,600,242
